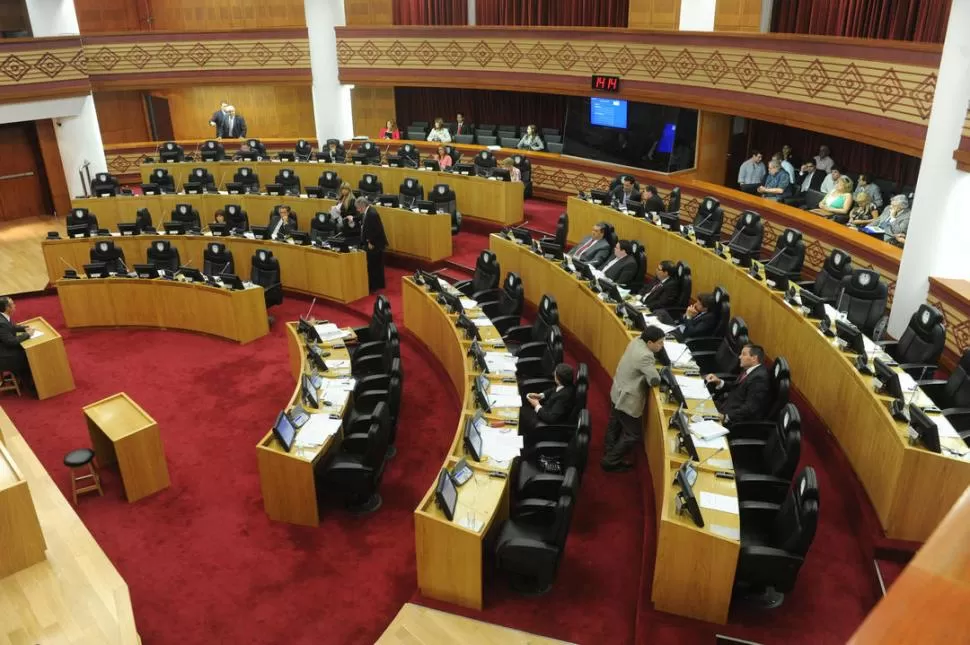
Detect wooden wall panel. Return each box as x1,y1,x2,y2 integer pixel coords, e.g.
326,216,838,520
74,0,145,33
93,91,150,145
0,0,30,35
715,0,762,32
628,0,681,29
351,86,396,139
147,0,306,30
693,110,732,184
0,123,49,220
34,120,72,217
152,85,314,140
345,0,394,25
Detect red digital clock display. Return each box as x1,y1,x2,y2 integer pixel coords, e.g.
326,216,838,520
591,75,621,92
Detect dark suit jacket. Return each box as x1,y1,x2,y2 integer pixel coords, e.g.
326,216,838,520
641,278,680,310
0,316,28,370
611,187,641,207
795,169,825,193
520,385,575,433
268,214,297,238
676,310,717,340
602,255,638,286
219,116,247,139
569,236,612,268
321,148,346,163
454,122,469,136
210,110,226,137
643,194,666,213
716,365,771,423
361,207,388,251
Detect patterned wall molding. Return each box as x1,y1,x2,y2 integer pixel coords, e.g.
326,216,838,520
955,107,970,173
335,26,942,157
0,37,90,103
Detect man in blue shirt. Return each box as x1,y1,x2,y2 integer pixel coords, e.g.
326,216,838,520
757,160,792,201
738,151,765,194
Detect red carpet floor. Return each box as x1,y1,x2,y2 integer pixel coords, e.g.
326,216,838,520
4,241,878,643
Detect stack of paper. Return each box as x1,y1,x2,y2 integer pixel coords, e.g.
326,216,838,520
689,419,729,440
862,336,893,361
664,341,694,367
897,371,918,393
699,491,739,515
675,375,712,400
823,303,845,323
934,414,960,439
471,316,493,327
693,435,729,450
318,388,350,410
294,415,341,448
29,329,44,339
313,323,353,341
489,384,520,399
320,377,356,393
643,315,677,334
484,352,517,374
460,298,478,310
325,359,351,371
488,392,522,410
479,426,523,462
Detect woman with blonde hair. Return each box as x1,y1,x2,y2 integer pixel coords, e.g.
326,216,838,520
501,157,521,182
814,175,854,220
847,192,878,227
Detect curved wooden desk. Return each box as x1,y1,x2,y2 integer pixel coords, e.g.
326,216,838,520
402,276,518,611
70,193,453,263
56,277,269,344
497,196,970,544
43,234,369,304
139,161,524,226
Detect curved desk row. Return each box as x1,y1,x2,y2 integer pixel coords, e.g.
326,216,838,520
56,277,269,344
402,276,520,611
43,234,369,304
497,197,970,544
70,193,452,263
139,161,524,226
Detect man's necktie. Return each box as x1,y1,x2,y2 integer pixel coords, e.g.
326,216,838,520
574,239,594,258
737,370,750,384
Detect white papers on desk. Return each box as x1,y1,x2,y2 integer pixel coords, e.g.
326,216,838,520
862,336,893,361
29,329,44,339
320,377,356,394
479,425,523,462
823,303,845,323
897,370,918,393
933,414,960,439
243,231,256,239
693,435,729,450
664,341,694,367
294,415,341,448
709,524,741,540
471,316,493,327
460,298,478,310
456,515,485,532
699,491,739,515
314,323,353,341
436,277,452,291
325,359,351,370
484,352,517,374
488,393,522,410
689,419,729,440
318,388,350,410
489,384,520,399
643,315,677,334
675,375,712,400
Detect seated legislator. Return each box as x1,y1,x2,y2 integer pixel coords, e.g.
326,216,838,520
600,240,638,287
642,185,665,214
500,157,521,182
213,209,226,225
757,160,792,201
610,176,641,209
0,297,32,389
640,260,679,309
672,292,717,340
520,363,576,434
738,151,766,194
845,192,876,227
426,118,452,143
814,176,854,220
704,344,771,424
379,119,400,140
567,222,612,268
321,141,346,164
269,205,297,239
871,194,911,245
433,145,453,170
517,124,545,151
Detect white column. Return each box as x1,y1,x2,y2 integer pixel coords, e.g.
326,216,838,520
304,0,354,145
888,0,970,335
759,0,773,32
24,0,79,37
679,0,716,31
54,96,108,197
468,0,476,25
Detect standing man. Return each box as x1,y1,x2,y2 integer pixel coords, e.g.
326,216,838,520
356,197,388,292
0,297,33,390
602,326,665,472
209,100,229,138
738,151,766,194
219,106,247,139
814,145,835,173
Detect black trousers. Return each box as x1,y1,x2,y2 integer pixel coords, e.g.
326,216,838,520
366,249,385,292
602,404,643,467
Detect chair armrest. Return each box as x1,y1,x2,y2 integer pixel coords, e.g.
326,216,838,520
341,433,370,455
472,288,502,304
898,363,938,380
795,280,814,290
523,427,573,447
351,354,385,377
516,474,566,502
454,280,472,296
518,377,555,397
736,473,791,505
728,440,767,468
654,306,686,320
353,340,386,359
515,341,548,360
352,389,389,414
515,357,549,379
876,340,898,352
510,498,559,526
738,500,781,527
351,325,372,342
942,408,970,433
355,374,392,392
684,337,721,353
491,315,520,336
502,325,533,344
481,302,508,320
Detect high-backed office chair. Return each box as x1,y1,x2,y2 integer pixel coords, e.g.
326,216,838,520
497,294,559,349
918,349,970,411
158,141,184,163
513,417,590,504
878,304,946,379
295,139,314,161
135,208,154,232
684,286,731,342
224,204,249,231
455,134,475,145
539,213,568,258
358,174,382,200
837,269,888,337
68,208,98,234
90,172,119,196
358,141,381,164
518,364,589,435
200,140,225,162
666,187,681,217
730,404,801,483
515,329,564,379
397,143,419,165
321,139,346,163
274,169,301,196
150,168,176,193
688,316,750,375
317,171,342,199
727,210,764,266
310,211,341,241
232,167,260,194
480,272,525,329
350,296,393,353
90,240,126,273
473,150,496,176
146,240,180,272
444,145,461,164
352,325,401,378
186,167,216,192
429,183,459,233
799,249,852,303
325,402,390,513
351,369,402,458
653,261,692,319
494,487,575,594
267,206,298,236
171,203,201,229
766,228,805,280
455,250,500,298
399,178,424,207
692,196,723,246
251,249,283,315
735,467,819,608
203,242,234,275
512,154,533,198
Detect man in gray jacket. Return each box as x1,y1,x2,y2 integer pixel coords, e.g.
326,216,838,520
602,325,665,472
567,222,612,268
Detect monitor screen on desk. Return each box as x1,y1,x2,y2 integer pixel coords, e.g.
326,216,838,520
435,468,459,521
272,410,296,452
301,374,319,409
456,313,480,341
661,367,688,408
464,412,484,462
670,404,699,461
67,223,91,238
907,404,942,454
674,464,705,527
873,357,904,401
468,340,488,373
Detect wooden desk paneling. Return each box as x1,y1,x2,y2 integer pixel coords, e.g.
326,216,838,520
0,441,46,577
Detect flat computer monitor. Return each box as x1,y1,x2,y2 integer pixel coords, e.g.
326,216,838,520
658,211,681,232
661,366,688,407
669,404,699,461
624,199,645,218
377,195,400,208
573,258,597,283
437,291,463,314
674,464,705,527
183,182,203,195
463,412,484,461
306,344,328,372
764,264,790,292
304,186,324,198
266,184,285,196
387,156,405,168
226,182,245,195
177,266,206,283
491,168,511,182
250,226,271,240
835,318,866,358
797,287,827,319
415,200,434,214
83,262,108,278
222,273,244,290
616,301,646,331
873,357,905,400
423,159,441,171
141,183,162,195
289,231,311,246
67,223,91,238
298,317,321,342
473,374,491,412
117,222,140,236
597,277,624,303
456,313,480,341
589,189,610,205
453,163,474,176
301,373,319,409
907,404,942,453
209,222,229,237
468,340,488,372
272,410,297,452
134,263,157,279
435,468,459,521
163,221,188,235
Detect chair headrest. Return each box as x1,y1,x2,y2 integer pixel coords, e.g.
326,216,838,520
729,317,748,338
782,228,803,246
780,402,800,429
828,249,851,271
210,243,222,253
913,304,943,332
847,269,882,294
714,286,725,303
699,196,720,213
98,241,111,252
773,356,790,379
794,466,819,504
740,210,760,227
156,241,168,251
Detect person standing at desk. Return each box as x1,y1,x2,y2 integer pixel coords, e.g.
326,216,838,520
218,106,247,139
0,297,33,390
602,326,665,472
208,100,229,137
356,197,388,292
520,363,575,434
738,151,766,194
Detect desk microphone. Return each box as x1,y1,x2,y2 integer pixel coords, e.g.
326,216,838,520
215,168,229,193
693,210,715,235
218,261,232,276
59,256,79,275
304,297,317,321
761,245,787,269
724,224,745,248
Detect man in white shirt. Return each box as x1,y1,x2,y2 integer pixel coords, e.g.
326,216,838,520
814,145,835,173
820,166,842,193
738,151,766,194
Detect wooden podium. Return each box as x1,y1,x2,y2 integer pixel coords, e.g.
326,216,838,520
20,317,75,400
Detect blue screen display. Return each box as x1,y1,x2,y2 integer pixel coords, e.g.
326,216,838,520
658,123,677,153
590,98,628,129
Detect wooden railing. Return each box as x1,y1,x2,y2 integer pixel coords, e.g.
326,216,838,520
0,36,89,102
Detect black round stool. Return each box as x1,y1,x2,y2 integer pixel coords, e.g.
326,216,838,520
64,448,103,505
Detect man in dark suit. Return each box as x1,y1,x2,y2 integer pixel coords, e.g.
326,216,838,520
0,297,32,387
218,106,247,139
520,363,576,434
567,222,612,268
673,292,718,340
268,205,296,239
208,100,229,138
783,159,826,206
704,344,771,424
600,240,638,287
642,185,666,213
320,141,346,164
640,260,680,309
356,197,388,292
610,176,641,209
454,112,469,136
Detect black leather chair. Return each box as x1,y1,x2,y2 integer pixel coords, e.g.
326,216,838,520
764,357,791,421
350,296,393,353
516,325,562,361
518,364,589,436
251,249,283,312
146,240,180,272
318,171,342,198
473,150,496,176
455,251,500,298
135,208,154,232
203,242,233,275
158,141,184,163
397,143,420,165
351,368,402,458
628,241,647,293
497,294,559,352
837,269,888,337
765,228,805,280
539,213,568,258
224,204,249,231
295,139,314,161
685,286,731,342
200,140,225,162
515,330,564,379
68,208,98,234
188,167,217,192
799,249,852,304
311,211,342,241
653,261,692,319
267,205,298,235
150,168,176,193
171,203,201,229
478,272,525,325
727,210,764,266
730,404,801,483
352,326,401,378
878,304,946,379
358,141,381,164
274,169,301,196
399,177,424,207
692,196,723,246
735,467,819,608
324,402,390,513
688,316,750,375
429,184,459,233
666,187,681,217
512,154,533,197
90,240,126,273
919,349,970,411
232,167,260,194
443,145,461,164
90,172,119,196
358,174,382,200
512,415,590,504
